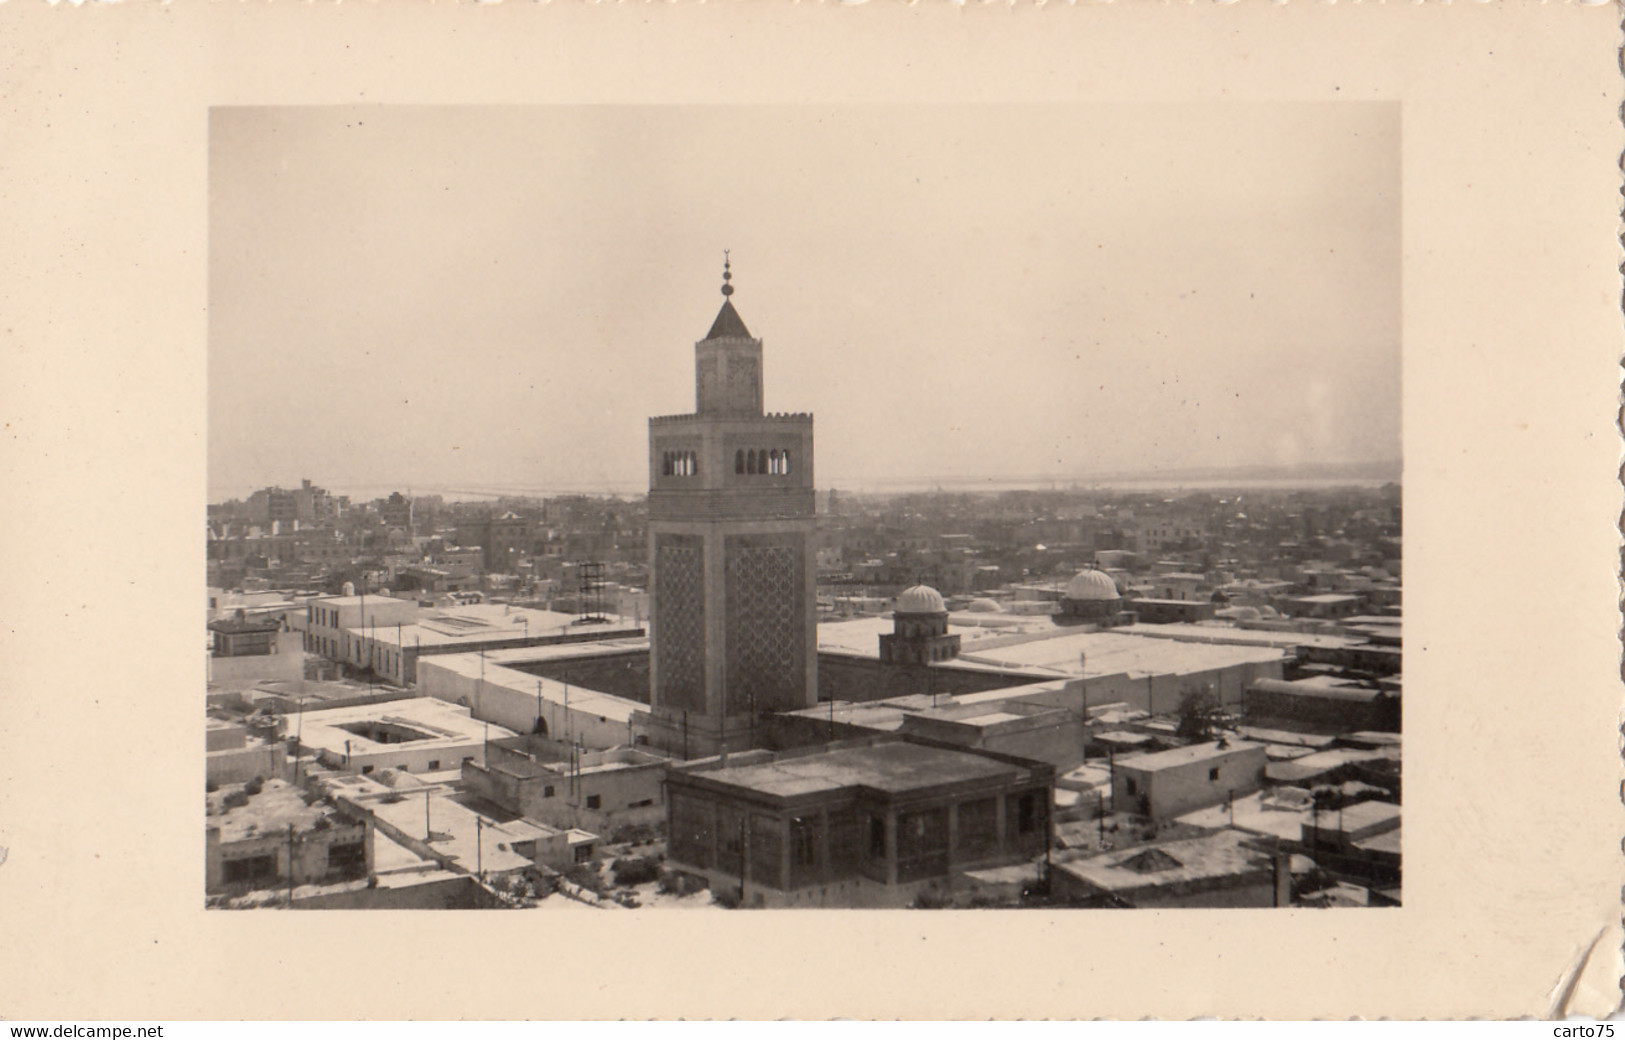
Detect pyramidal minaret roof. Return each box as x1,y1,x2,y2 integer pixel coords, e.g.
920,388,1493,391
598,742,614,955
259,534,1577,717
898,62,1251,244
702,252,753,340
705,299,751,340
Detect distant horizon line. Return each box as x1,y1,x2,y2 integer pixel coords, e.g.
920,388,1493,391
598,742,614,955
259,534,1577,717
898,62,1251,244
210,459,1402,505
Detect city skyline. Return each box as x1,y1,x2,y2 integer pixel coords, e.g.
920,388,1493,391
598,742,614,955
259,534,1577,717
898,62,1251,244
210,104,1400,501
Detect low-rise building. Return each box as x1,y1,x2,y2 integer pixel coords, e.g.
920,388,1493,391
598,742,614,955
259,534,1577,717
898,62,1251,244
208,741,288,788
1283,593,1364,620
206,718,249,752
1051,829,1278,908
895,702,1084,774
1128,598,1216,625
418,644,649,751
1246,676,1400,734
304,594,421,662
461,742,668,834
208,611,283,657
343,606,645,686
1112,740,1267,820
295,697,514,776
205,779,372,893
323,774,546,878
1294,800,1402,889
665,736,1054,908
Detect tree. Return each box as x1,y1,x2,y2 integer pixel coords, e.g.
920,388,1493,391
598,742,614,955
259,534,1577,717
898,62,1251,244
1175,688,1224,741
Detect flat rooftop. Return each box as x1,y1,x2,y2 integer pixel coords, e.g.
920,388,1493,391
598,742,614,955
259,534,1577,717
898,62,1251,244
1252,676,1390,701
297,697,510,757
1120,623,1357,651
364,791,536,874
959,711,1025,726
816,614,1056,660
473,636,650,667
237,678,405,705
1266,748,1391,783
316,594,417,608
1353,827,1402,855
784,700,912,733
1176,790,1310,842
351,607,641,650
684,741,1023,799
952,629,1286,680
1316,799,1402,835
1341,731,1403,748
1056,829,1268,893
417,652,645,724
489,746,666,781
1235,726,1337,749
208,779,349,844
782,685,1063,735
1094,730,1154,746
1118,740,1263,772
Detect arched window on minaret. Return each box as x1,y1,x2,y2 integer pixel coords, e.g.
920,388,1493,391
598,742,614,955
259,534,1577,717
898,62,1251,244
735,450,745,474
662,452,673,476
747,450,757,475
782,449,792,475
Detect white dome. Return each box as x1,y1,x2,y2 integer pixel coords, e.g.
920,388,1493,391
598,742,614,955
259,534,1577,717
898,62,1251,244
1064,570,1120,602
966,598,1003,613
894,585,947,614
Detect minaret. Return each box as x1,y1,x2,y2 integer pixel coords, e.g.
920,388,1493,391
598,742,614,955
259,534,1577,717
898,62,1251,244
643,257,818,757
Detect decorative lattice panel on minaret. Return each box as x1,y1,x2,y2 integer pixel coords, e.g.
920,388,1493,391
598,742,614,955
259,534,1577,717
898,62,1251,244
725,358,757,409
725,540,802,714
655,539,705,711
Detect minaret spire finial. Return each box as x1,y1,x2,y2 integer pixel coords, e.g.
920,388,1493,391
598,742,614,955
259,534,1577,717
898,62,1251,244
721,250,734,297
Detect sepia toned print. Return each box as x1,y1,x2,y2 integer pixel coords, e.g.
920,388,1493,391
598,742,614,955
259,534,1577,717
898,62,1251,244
206,104,1400,912
3,0,1619,1019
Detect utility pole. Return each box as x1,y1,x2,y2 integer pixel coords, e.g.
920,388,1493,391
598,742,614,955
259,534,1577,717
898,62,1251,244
738,814,748,908
425,789,433,842
1107,746,1115,815
1079,657,1090,772
286,823,296,908
293,697,305,784
475,817,483,878
1311,796,1320,856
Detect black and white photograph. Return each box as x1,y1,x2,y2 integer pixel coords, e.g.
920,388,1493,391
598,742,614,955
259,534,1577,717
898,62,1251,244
205,103,1402,912
4,0,1620,1023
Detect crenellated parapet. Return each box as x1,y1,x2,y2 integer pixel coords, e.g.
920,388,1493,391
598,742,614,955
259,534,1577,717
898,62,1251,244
650,411,812,426
645,258,820,749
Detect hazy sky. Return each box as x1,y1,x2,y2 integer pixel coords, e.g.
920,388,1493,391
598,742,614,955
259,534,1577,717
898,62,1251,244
209,104,1399,500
